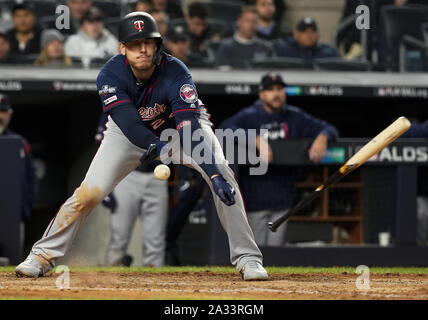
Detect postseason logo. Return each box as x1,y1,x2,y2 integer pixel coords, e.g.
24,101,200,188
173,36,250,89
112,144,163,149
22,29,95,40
98,85,117,97
180,84,198,104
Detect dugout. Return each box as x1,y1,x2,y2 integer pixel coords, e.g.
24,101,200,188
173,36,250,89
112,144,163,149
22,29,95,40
1,67,428,266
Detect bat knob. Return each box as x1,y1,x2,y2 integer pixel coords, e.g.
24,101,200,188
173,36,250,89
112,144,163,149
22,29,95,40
268,222,277,232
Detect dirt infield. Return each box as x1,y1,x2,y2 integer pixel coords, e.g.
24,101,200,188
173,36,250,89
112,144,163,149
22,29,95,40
1,270,428,300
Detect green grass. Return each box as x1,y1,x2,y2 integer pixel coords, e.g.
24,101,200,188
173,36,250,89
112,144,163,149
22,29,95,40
1,266,428,274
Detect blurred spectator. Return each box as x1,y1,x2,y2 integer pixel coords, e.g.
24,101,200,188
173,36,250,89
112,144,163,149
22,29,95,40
64,0,93,36
220,73,338,246
35,30,72,67
164,26,205,67
151,0,183,19
6,2,41,63
183,2,222,58
216,6,273,69
164,27,191,62
243,0,286,26
132,0,153,13
275,17,341,68
0,93,38,226
0,5,13,32
254,0,291,41
337,0,427,63
64,7,118,64
336,0,369,60
0,32,12,64
151,10,169,38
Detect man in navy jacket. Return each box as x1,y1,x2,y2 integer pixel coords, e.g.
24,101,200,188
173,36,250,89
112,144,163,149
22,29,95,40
275,17,341,69
0,93,38,223
221,73,339,246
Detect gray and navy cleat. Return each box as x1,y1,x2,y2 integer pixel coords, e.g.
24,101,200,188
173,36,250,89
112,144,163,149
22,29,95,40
15,254,55,278
240,260,269,281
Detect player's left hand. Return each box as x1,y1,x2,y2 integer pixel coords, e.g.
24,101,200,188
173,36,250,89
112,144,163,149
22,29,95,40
211,175,236,206
309,134,328,163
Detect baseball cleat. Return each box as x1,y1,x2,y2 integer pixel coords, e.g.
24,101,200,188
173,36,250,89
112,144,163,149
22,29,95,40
240,261,269,281
15,254,54,278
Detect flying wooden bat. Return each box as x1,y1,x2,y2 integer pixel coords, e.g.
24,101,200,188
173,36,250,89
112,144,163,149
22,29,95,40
268,116,411,232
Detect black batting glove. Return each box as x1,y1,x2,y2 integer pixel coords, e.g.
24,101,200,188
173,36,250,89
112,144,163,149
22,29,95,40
211,175,236,206
140,140,171,164
102,192,117,213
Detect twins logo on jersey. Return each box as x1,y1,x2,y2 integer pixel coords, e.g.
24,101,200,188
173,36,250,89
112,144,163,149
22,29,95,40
180,84,198,104
138,103,166,120
98,85,117,97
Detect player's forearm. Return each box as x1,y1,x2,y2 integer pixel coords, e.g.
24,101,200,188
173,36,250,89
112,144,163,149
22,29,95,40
175,113,221,179
108,104,160,150
320,125,339,141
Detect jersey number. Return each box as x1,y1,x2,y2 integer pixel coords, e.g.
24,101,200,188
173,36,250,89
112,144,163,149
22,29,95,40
151,118,165,130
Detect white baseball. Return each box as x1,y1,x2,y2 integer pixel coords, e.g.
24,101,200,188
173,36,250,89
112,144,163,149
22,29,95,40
154,164,170,180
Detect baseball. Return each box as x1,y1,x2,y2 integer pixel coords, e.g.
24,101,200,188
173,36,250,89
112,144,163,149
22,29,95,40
154,164,170,180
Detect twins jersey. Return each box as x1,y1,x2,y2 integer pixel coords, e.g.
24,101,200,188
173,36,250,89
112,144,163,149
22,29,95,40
96,52,202,136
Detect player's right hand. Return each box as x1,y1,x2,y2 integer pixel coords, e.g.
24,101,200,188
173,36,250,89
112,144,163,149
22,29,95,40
140,140,171,164
211,175,236,206
102,192,117,213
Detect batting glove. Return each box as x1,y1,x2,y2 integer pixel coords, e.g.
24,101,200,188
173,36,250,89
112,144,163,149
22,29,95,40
102,192,117,213
140,140,171,164
211,175,236,206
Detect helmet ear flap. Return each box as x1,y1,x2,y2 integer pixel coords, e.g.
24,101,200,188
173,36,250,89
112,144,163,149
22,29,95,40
153,38,164,66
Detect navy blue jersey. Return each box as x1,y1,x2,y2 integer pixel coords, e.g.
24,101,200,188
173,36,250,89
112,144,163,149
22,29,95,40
1,128,38,221
96,52,202,136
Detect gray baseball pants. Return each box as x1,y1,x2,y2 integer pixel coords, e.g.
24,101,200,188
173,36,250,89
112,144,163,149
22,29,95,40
29,111,263,271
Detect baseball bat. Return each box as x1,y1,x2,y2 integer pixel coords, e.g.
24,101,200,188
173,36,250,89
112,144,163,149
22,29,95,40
268,116,411,232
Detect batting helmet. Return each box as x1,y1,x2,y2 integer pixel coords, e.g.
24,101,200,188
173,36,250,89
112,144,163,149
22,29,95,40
119,12,163,65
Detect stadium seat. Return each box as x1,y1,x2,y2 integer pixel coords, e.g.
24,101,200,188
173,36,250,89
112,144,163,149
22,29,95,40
333,0,376,62
248,57,307,70
314,57,372,71
92,0,121,19
205,1,243,24
38,15,57,30
379,5,428,71
169,18,233,42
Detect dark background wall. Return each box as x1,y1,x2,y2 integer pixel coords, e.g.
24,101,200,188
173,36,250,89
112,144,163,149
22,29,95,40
4,91,428,252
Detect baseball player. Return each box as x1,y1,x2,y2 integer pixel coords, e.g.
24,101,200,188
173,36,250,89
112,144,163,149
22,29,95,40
0,93,38,252
220,73,339,246
16,12,267,280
